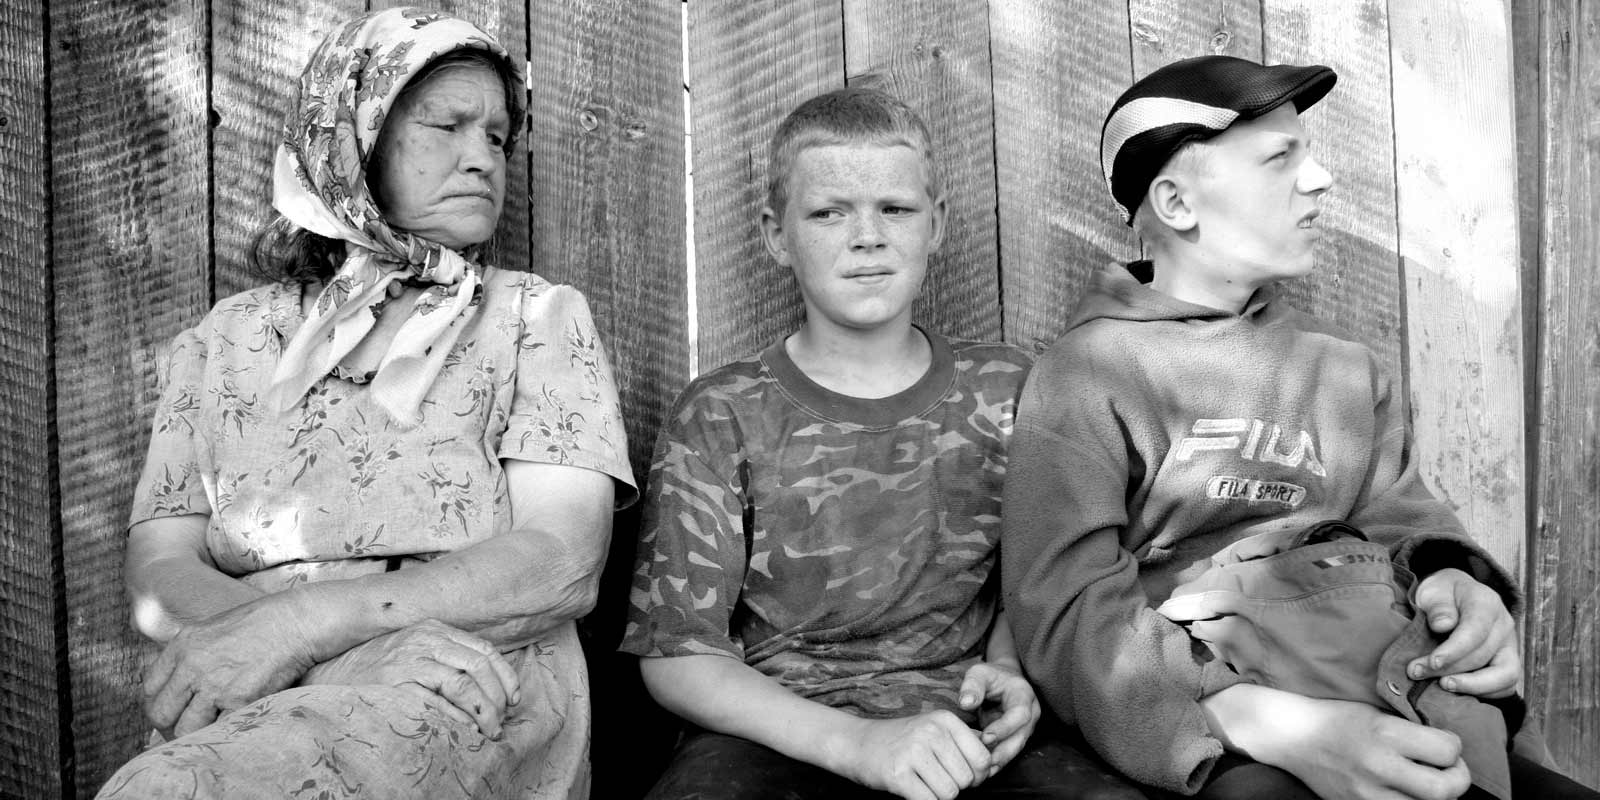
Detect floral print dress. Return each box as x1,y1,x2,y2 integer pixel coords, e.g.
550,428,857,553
99,266,635,799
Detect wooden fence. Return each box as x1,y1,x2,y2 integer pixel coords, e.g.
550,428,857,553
1,0,1594,796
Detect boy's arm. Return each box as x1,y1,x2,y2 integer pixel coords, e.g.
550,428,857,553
1001,370,1241,794
1346,371,1520,697
1200,683,1472,800
955,609,1040,774
641,654,993,800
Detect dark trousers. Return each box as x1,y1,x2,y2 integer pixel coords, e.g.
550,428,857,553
646,723,1146,800
1136,750,1600,800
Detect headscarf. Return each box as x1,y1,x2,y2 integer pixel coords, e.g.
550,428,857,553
267,7,527,427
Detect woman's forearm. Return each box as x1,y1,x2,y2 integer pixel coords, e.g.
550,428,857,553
125,515,266,642
271,461,615,660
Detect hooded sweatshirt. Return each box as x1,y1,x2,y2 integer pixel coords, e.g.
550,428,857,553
1001,261,1516,794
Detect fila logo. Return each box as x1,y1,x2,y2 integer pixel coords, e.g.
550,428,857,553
1205,475,1307,507
1175,418,1328,477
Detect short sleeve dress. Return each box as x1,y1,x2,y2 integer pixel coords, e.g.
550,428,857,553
100,265,636,800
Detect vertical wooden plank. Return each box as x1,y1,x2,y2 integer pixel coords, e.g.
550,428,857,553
212,0,360,298
991,1,1138,352
525,2,687,796
687,0,843,371
1261,0,1405,378
1387,0,1524,581
1,2,63,797
1129,0,1263,70
370,0,532,276
49,0,212,793
527,0,686,478
844,0,1001,342
1526,0,1600,784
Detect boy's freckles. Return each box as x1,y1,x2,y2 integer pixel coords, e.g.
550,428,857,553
765,143,945,332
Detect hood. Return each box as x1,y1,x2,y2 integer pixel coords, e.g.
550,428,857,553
1063,261,1278,333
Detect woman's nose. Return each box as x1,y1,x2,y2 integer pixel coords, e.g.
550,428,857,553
459,132,501,173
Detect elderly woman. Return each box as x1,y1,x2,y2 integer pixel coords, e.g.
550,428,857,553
97,8,634,798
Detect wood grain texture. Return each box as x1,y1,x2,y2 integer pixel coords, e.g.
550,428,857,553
211,1,360,298
844,0,1001,343
991,0,1137,352
526,3,688,796
1262,0,1405,378
1387,0,1524,585
1525,0,1600,785
372,0,534,276
1129,0,1263,70
47,0,213,793
526,0,686,482
687,0,842,371
0,3,62,797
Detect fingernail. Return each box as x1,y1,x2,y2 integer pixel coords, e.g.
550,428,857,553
1409,663,1425,679
961,694,977,707
1442,677,1456,691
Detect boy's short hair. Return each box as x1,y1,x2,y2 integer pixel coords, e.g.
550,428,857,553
1100,55,1336,225
766,86,942,218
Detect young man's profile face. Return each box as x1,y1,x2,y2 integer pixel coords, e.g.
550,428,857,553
1179,103,1334,286
761,143,945,334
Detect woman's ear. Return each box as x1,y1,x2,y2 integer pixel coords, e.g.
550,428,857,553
760,206,790,266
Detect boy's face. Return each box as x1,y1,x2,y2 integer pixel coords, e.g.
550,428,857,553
1177,103,1333,287
762,143,945,335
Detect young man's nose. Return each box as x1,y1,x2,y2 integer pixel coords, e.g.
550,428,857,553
1298,156,1334,194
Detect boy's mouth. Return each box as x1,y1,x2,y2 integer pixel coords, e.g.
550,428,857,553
843,266,893,279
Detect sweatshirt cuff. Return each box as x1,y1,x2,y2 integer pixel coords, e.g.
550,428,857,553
1392,534,1521,615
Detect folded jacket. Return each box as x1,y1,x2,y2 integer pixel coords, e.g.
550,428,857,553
1157,521,1511,800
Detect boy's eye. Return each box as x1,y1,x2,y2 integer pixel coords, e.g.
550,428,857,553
883,206,912,216
809,208,842,220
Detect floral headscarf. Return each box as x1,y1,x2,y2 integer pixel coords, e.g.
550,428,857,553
267,7,527,427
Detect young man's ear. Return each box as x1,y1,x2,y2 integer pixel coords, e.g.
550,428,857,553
759,206,790,266
1145,174,1197,234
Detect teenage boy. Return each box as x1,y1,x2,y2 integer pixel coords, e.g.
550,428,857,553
1002,55,1599,800
621,87,1142,800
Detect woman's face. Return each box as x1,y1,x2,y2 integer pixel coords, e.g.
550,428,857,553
368,62,510,251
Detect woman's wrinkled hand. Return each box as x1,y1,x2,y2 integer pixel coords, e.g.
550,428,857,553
302,619,521,738
142,596,319,740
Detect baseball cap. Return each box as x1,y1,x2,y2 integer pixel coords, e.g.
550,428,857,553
1100,55,1337,224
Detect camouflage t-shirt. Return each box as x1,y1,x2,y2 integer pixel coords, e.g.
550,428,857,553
621,329,1031,721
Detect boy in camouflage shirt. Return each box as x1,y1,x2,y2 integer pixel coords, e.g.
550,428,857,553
620,87,1141,800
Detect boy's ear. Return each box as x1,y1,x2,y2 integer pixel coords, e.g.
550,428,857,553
759,205,790,266
927,193,949,252
1146,174,1198,233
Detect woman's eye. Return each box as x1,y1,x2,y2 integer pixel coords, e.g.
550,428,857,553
809,209,840,220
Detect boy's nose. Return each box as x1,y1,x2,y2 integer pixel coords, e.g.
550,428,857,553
850,215,887,248
1299,156,1334,194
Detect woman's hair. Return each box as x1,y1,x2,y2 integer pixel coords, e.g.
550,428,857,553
765,85,942,219
249,47,522,285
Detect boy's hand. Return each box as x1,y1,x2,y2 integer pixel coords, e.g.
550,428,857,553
957,661,1041,778
1409,568,1520,697
1243,691,1471,800
839,711,992,800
